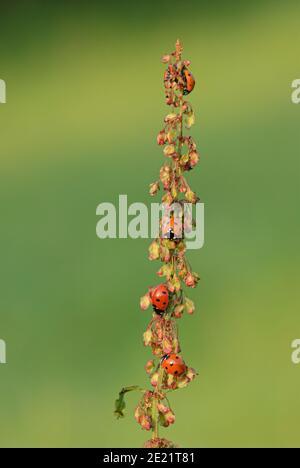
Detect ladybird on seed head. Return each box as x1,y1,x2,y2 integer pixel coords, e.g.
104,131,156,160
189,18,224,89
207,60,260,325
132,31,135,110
151,284,169,313
182,67,195,95
161,353,186,376
162,215,183,240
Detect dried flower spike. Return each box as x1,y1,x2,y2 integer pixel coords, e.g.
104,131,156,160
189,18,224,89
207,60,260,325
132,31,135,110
115,40,201,447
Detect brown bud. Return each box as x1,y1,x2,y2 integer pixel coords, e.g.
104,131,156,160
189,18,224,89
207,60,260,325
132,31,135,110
185,112,195,129
152,345,163,356
161,192,173,206
157,402,169,414
144,437,177,448
143,329,153,346
185,272,196,288
174,304,185,319
164,113,177,123
165,410,176,425
150,371,159,387
175,39,183,60
140,293,151,311
149,181,160,196
140,414,152,431
166,281,175,293
189,151,199,168
186,367,197,381
162,337,172,354
134,405,142,423
166,129,177,143
157,131,166,146
148,240,160,260
161,54,171,63
145,360,155,375
185,297,195,314
163,144,176,157
185,189,198,204
160,245,171,263
157,264,172,280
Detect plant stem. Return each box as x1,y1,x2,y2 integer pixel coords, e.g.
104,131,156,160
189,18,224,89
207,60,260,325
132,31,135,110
179,94,183,142
152,365,164,439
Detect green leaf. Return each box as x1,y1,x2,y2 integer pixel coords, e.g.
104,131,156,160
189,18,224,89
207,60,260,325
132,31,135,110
114,392,126,419
185,111,195,129
114,386,144,419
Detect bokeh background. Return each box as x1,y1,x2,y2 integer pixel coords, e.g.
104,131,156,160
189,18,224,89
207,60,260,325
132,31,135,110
0,0,300,448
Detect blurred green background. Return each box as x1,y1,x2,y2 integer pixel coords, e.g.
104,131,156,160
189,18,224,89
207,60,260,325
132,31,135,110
0,0,300,448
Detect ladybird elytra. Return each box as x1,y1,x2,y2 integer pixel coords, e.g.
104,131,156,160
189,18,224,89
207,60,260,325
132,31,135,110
161,353,186,376
151,284,169,313
182,67,195,95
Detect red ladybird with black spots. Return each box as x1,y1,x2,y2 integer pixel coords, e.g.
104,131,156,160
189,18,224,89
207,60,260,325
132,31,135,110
163,63,195,95
182,67,195,95
151,284,169,314
161,353,186,376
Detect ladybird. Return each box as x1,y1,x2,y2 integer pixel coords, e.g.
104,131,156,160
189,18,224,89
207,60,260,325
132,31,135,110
151,284,169,313
182,67,195,95
161,354,186,376
162,215,182,240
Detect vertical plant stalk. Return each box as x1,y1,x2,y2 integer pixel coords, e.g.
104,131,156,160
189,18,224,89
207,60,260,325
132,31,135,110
115,40,201,449
152,365,164,440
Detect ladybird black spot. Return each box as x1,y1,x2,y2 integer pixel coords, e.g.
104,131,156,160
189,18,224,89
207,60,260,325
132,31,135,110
163,302,166,305
170,362,174,366
174,370,178,375
162,291,167,295
176,356,179,359
156,298,160,302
